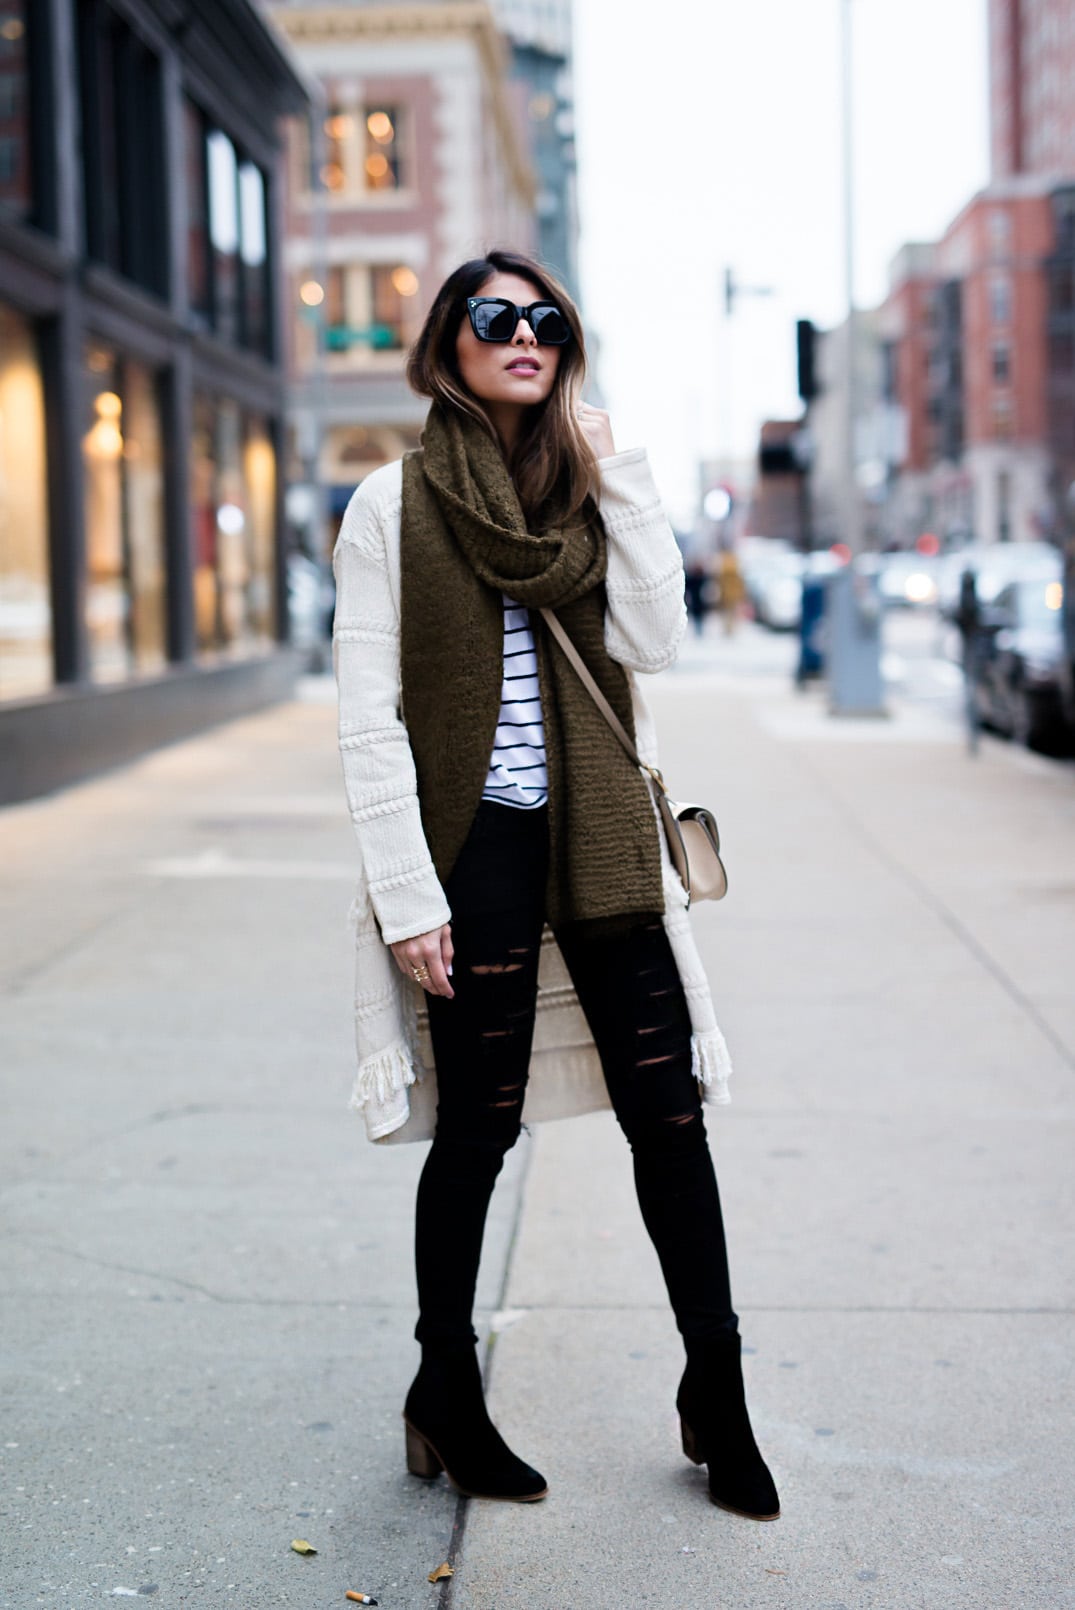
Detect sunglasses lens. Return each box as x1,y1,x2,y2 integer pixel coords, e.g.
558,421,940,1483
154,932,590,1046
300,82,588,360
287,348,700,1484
471,300,516,341
530,305,569,344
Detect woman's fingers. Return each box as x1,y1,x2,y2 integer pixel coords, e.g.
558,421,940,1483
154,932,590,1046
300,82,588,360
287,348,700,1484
390,928,454,999
440,924,454,980
576,402,615,459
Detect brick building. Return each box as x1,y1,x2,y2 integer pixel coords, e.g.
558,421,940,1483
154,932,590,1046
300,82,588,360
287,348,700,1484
269,1,539,553
990,0,1075,180
863,1,1075,549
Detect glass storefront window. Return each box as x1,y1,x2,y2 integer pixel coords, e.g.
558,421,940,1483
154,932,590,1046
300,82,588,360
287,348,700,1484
190,112,272,356
77,1,165,295
185,98,210,319
0,1,32,222
0,301,51,699
238,160,269,355
191,394,218,651
191,392,277,657
243,416,276,640
82,343,167,681
123,363,167,668
215,398,246,644
207,129,239,344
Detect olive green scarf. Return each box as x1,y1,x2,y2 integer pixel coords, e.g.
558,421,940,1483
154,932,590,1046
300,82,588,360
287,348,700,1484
399,405,664,928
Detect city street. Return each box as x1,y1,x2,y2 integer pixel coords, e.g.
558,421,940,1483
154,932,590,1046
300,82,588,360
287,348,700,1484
2,615,1074,1609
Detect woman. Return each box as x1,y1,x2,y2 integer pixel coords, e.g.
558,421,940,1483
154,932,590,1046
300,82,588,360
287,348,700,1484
332,250,779,1521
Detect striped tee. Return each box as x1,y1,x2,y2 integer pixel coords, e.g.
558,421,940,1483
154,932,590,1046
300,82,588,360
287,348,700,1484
481,594,549,809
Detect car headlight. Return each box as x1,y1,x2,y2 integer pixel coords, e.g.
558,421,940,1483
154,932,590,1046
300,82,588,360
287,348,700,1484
903,572,937,604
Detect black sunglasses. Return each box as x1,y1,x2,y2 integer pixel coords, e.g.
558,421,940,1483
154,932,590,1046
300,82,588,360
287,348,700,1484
465,297,571,346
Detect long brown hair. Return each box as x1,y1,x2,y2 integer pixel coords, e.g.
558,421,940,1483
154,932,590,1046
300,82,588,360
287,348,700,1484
406,249,597,526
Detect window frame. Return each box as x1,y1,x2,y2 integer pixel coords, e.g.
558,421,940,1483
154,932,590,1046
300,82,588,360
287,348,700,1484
76,0,168,297
185,97,274,360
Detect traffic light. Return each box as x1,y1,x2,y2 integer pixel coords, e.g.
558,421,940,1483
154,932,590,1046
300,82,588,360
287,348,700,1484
797,319,818,402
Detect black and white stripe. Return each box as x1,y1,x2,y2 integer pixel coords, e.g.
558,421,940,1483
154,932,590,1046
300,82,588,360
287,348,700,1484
481,596,548,809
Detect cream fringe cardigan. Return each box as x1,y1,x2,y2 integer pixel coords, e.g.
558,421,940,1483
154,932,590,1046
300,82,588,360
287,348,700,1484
332,447,732,1143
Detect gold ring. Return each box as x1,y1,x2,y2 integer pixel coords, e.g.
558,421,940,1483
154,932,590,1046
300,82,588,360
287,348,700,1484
412,965,430,982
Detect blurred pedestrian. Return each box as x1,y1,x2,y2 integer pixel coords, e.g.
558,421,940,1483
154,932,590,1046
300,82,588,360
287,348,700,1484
684,556,709,635
715,546,745,635
955,566,984,751
332,250,779,1521
954,566,981,663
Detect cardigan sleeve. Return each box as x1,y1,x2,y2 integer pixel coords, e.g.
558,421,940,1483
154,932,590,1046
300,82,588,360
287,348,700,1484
332,478,452,946
597,447,687,673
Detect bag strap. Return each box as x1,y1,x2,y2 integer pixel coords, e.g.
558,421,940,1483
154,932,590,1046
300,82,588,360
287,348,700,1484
539,607,665,791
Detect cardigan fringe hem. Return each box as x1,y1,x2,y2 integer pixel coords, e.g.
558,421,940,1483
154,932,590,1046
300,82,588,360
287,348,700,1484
349,1037,418,1115
692,1026,732,1106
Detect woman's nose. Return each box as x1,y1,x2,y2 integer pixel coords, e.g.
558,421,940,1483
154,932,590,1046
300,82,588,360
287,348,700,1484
511,318,537,346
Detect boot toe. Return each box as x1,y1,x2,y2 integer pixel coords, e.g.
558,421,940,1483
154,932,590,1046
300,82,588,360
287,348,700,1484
707,1463,781,1521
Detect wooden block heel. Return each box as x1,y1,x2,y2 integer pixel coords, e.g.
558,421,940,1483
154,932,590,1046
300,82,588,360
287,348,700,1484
402,1356,548,1501
404,1419,444,1479
680,1416,704,1465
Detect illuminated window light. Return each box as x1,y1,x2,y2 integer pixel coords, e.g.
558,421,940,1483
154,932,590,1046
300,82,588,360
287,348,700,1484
367,111,394,143
95,391,123,420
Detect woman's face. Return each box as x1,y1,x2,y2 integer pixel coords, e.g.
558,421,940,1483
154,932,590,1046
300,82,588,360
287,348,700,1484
455,271,562,411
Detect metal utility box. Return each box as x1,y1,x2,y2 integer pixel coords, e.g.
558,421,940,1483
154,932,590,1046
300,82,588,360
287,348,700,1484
828,564,886,717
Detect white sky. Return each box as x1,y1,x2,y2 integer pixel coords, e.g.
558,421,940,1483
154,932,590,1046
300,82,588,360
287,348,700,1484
573,0,990,524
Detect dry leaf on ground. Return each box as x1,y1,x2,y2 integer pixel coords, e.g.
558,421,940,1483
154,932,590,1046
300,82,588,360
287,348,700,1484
290,1539,318,1556
428,1562,455,1582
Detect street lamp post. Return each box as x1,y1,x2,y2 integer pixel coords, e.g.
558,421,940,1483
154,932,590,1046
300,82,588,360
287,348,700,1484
840,0,862,554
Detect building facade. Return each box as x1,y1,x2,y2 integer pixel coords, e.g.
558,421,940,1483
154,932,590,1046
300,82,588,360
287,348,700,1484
989,0,1075,181
270,0,539,552
491,0,578,299
846,0,1075,553
0,0,307,805
876,178,1065,548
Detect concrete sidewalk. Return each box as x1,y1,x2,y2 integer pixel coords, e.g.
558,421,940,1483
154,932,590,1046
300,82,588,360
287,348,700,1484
1,651,1073,1608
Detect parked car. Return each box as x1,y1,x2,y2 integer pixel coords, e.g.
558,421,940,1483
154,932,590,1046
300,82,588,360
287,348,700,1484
287,552,335,670
753,552,806,630
877,551,940,609
1059,539,1075,733
938,542,1062,615
972,576,1070,752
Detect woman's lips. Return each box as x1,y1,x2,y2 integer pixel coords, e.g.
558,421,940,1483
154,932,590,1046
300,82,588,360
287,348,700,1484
506,360,540,374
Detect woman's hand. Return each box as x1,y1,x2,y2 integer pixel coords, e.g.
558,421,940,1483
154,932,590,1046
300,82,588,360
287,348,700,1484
576,401,615,460
390,924,455,999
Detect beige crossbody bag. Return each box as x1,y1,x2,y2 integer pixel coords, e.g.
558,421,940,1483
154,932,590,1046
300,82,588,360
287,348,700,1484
540,608,728,906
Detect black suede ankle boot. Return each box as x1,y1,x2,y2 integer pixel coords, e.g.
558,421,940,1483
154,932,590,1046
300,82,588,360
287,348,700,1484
677,1333,780,1520
403,1344,548,1502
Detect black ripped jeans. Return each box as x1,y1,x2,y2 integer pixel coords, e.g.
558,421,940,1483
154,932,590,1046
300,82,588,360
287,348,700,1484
415,800,738,1352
